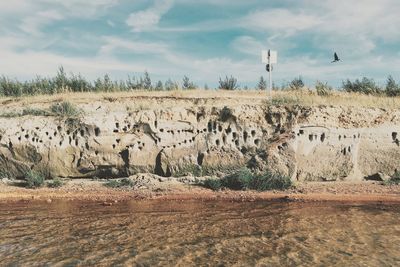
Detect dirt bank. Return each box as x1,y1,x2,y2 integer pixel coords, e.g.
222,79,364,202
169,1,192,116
1,180,400,204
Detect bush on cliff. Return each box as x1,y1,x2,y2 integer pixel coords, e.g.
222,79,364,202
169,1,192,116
202,168,293,191
104,178,134,188
385,171,400,185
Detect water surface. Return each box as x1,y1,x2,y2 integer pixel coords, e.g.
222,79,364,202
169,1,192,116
1,200,400,266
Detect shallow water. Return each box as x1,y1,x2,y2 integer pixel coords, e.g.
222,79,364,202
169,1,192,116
0,200,400,266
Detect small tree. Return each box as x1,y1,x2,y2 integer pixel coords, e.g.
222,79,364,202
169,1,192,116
385,75,400,97
143,71,152,90
155,80,164,91
182,75,197,90
257,76,267,90
165,79,179,91
289,76,304,90
219,76,239,90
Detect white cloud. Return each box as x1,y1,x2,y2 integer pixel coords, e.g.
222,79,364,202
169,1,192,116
242,8,321,35
19,10,64,36
126,0,173,32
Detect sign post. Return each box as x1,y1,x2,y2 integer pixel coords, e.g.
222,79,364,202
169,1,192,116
262,50,277,99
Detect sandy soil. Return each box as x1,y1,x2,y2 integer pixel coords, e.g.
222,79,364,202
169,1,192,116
1,179,400,204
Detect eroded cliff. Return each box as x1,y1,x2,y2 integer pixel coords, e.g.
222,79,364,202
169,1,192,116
1,94,399,182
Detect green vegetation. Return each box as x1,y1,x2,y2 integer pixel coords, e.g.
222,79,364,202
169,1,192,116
289,76,305,90
47,178,63,188
202,168,293,191
219,76,239,90
182,75,197,90
257,76,267,90
104,178,134,188
315,81,332,96
384,172,400,185
50,101,80,117
342,77,381,95
24,170,45,189
385,76,400,97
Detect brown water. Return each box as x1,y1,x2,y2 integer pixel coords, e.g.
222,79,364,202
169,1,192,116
0,200,400,267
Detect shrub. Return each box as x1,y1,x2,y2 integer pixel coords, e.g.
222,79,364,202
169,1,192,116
315,81,332,96
165,79,179,91
202,178,223,191
222,168,253,190
182,76,197,90
201,168,293,191
143,71,152,90
22,108,51,116
50,101,80,117
385,75,400,97
47,178,63,188
24,170,45,188
251,171,293,191
155,80,164,90
257,76,267,90
342,77,382,95
219,76,239,90
289,76,304,90
104,178,134,188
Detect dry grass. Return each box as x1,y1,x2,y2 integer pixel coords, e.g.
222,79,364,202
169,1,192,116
0,89,400,109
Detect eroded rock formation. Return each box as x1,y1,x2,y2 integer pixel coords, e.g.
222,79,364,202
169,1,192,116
1,97,399,182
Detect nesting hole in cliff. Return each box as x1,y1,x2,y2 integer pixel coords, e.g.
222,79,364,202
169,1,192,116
57,126,62,132
154,120,158,128
31,137,35,142
342,148,346,155
115,122,120,129
353,135,356,139
241,146,248,154
59,141,62,146
212,121,217,131
235,140,239,146
53,131,57,137
95,151,99,155
197,152,205,166
299,129,304,135
218,125,223,132
18,136,21,141
309,134,313,141
344,135,347,139
116,139,121,144
348,146,351,153
207,122,212,132
45,132,48,136
243,131,248,142
112,144,116,149
69,137,72,144
254,139,261,146
320,133,326,142
123,127,127,132
222,135,227,144
192,137,196,141
9,141,13,149
216,139,220,146
392,132,398,141
93,127,100,136
251,130,256,137
74,139,78,146
339,135,342,141
113,129,119,133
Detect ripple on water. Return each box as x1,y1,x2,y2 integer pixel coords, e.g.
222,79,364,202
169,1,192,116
0,201,400,266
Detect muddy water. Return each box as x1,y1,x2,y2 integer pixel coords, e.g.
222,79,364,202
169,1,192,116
1,200,400,266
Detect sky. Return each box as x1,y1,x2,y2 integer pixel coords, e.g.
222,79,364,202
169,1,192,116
0,0,399,88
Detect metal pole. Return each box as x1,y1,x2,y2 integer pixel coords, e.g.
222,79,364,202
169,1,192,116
268,50,272,99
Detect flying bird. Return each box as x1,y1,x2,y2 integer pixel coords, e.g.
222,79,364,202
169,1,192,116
331,52,340,63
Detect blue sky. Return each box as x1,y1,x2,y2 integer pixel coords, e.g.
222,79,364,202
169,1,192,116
0,0,399,88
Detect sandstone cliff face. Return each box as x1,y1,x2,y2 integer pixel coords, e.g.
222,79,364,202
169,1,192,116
0,96,399,181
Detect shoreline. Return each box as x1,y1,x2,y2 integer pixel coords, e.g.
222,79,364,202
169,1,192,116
1,180,400,204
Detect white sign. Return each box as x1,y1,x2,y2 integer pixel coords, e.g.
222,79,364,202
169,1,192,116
261,50,277,64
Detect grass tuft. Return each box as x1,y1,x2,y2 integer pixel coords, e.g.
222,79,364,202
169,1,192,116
104,178,134,188
50,101,80,117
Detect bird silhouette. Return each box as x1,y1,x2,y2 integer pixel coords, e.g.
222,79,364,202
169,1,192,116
331,52,340,63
